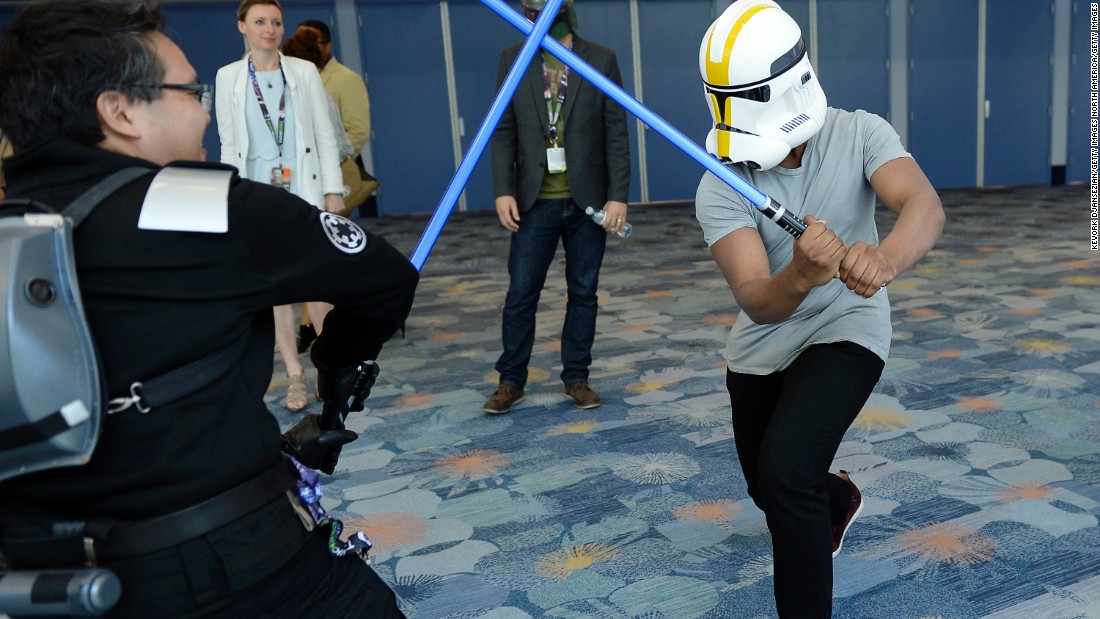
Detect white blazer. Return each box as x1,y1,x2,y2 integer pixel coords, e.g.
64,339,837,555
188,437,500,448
215,53,343,208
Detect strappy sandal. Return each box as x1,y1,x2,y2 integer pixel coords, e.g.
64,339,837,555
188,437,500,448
285,371,308,412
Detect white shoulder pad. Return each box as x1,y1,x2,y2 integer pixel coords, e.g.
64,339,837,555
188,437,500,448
138,167,233,233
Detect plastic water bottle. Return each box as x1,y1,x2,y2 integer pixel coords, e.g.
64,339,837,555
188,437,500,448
585,206,633,238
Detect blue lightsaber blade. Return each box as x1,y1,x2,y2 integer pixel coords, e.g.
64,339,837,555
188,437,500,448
409,0,566,271
480,0,806,238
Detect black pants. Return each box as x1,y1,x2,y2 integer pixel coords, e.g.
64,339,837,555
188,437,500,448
725,342,884,619
10,530,405,619
197,532,406,619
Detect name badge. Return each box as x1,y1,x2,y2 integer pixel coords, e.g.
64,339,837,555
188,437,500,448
546,147,567,174
271,166,292,190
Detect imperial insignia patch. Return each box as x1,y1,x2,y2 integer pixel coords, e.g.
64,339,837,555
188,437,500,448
320,212,367,254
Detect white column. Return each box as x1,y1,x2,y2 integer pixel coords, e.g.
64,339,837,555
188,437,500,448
976,0,987,187
440,1,467,212
888,0,908,146
629,0,649,203
1051,0,1072,168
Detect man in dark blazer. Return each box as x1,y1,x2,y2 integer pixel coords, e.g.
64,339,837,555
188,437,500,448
483,0,631,415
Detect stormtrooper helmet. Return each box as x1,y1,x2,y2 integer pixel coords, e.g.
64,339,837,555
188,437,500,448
699,0,827,170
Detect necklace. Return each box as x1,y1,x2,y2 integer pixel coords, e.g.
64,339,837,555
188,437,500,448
253,57,279,88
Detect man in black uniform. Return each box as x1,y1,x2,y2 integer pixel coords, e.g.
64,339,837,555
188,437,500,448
0,1,415,617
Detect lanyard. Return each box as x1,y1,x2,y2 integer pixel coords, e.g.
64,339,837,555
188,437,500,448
247,57,287,162
541,48,571,146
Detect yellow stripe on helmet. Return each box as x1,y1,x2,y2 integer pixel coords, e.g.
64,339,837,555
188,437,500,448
704,4,775,86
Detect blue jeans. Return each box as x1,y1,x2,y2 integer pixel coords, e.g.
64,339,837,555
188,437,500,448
496,198,606,388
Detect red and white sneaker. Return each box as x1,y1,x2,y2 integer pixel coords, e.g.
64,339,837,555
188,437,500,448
832,470,864,558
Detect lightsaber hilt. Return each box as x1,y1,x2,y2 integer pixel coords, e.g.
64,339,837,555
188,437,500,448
759,196,807,238
0,568,120,617
347,360,380,415
317,366,359,431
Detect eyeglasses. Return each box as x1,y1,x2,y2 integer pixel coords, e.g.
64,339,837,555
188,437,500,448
135,83,214,112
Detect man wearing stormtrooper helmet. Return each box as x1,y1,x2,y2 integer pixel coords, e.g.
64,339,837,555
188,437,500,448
484,0,630,414
694,1,944,617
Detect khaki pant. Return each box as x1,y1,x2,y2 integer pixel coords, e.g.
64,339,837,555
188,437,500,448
339,155,379,217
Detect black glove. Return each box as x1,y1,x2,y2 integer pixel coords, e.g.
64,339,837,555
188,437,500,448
281,414,358,474
288,365,357,474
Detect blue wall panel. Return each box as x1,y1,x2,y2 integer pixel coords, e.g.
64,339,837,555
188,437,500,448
636,0,714,203
908,0,979,189
1068,0,1092,183
782,0,811,42
817,0,889,118
984,0,1052,186
447,0,520,213
357,2,453,215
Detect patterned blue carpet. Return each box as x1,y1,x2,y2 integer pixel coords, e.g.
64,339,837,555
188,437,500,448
268,183,1100,619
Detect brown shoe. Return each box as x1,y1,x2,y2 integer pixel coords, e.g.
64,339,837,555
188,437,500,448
482,384,524,414
564,381,601,409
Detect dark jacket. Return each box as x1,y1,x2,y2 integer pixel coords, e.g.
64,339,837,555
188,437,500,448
0,139,417,520
491,34,631,212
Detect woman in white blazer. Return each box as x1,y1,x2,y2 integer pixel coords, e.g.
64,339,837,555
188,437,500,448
216,2,344,210
216,0,345,411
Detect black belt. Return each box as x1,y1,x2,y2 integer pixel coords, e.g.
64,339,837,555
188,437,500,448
102,459,299,559
0,459,302,570
2,461,316,614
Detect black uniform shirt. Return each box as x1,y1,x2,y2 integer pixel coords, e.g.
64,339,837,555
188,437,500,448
0,139,417,520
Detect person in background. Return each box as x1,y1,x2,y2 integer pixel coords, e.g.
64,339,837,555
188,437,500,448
0,0,415,616
281,27,357,173
482,0,631,415
296,19,372,156
216,0,344,412
694,2,944,617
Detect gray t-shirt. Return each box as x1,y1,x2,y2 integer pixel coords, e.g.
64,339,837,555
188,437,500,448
695,108,910,374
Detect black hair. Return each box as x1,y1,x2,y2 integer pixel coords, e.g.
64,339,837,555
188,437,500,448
0,0,167,151
298,19,331,44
